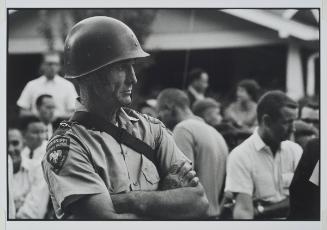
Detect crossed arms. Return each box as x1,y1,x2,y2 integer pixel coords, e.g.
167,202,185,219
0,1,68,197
68,161,209,219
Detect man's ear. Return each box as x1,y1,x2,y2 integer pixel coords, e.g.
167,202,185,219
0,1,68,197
262,114,272,127
171,105,178,117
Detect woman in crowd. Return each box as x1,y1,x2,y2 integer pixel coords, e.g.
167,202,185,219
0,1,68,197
224,79,261,132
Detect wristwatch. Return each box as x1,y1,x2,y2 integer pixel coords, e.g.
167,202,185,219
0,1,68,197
257,203,265,214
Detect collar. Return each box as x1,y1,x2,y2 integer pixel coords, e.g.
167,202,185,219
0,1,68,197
20,158,30,171
253,128,283,155
188,86,205,100
75,98,139,123
252,128,268,151
119,108,139,122
41,74,60,82
21,146,32,159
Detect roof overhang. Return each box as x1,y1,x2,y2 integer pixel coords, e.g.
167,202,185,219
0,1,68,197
144,30,282,51
221,9,319,41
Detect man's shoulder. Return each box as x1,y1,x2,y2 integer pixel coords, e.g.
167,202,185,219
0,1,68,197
281,140,303,155
124,107,163,126
55,75,75,86
229,135,254,157
176,117,204,129
25,76,45,87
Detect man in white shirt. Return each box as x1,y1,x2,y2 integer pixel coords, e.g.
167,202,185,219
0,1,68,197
20,115,48,166
8,125,24,219
299,102,319,131
225,90,303,219
8,119,49,219
186,68,209,106
17,52,78,118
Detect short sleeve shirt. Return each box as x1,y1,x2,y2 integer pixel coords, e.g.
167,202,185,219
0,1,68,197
41,102,189,218
173,117,228,217
225,130,302,203
17,75,78,117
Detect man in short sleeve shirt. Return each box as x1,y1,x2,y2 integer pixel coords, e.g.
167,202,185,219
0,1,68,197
225,90,303,219
157,89,228,219
17,52,77,118
41,16,209,220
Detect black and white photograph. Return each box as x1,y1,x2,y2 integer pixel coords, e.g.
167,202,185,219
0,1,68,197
2,3,325,230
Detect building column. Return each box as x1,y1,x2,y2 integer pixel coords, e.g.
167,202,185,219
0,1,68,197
286,43,304,100
306,52,319,96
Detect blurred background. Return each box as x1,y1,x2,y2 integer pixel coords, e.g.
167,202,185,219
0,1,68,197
7,9,320,117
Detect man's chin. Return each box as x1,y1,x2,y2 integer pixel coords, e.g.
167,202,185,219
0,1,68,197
281,135,291,142
119,98,132,106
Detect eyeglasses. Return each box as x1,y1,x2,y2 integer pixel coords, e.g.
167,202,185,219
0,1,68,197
45,62,60,66
9,140,21,147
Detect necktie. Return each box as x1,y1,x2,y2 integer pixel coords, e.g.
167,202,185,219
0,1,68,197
29,150,34,159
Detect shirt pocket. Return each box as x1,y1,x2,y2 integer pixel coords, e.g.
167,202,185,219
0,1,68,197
140,155,160,190
253,171,276,200
281,172,294,196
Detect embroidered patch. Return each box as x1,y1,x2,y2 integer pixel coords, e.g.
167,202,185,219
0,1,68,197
46,136,70,173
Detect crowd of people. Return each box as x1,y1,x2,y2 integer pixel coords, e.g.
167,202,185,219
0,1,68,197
7,16,320,220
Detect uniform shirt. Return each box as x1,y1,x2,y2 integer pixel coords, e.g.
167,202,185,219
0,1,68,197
225,130,302,203
42,102,190,219
17,75,78,117
173,117,228,217
13,155,49,219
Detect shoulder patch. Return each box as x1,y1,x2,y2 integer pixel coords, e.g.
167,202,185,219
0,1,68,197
46,136,70,173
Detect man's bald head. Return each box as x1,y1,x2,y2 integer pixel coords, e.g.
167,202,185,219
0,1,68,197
157,88,191,129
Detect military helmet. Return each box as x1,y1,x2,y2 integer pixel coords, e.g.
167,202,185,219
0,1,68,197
64,16,149,79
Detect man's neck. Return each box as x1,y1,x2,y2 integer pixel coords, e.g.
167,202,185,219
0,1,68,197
257,127,280,156
179,108,195,122
45,75,55,81
81,97,120,124
40,117,51,125
188,86,204,99
239,100,252,110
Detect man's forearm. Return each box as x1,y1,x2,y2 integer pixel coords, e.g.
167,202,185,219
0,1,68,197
70,209,143,220
256,198,289,219
68,193,144,220
111,184,209,219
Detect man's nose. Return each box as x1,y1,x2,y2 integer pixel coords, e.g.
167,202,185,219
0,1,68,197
8,144,14,154
38,131,46,140
127,66,137,85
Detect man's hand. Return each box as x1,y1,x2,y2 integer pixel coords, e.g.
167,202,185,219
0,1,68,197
159,161,199,190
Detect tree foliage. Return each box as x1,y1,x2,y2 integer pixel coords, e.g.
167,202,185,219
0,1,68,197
38,9,157,50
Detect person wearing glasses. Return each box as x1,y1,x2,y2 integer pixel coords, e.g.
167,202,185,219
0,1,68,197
17,52,78,118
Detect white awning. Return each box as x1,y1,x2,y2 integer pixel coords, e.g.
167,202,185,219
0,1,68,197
221,9,319,41
144,30,282,51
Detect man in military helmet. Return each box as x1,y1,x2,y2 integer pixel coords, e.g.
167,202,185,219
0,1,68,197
41,16,209,220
